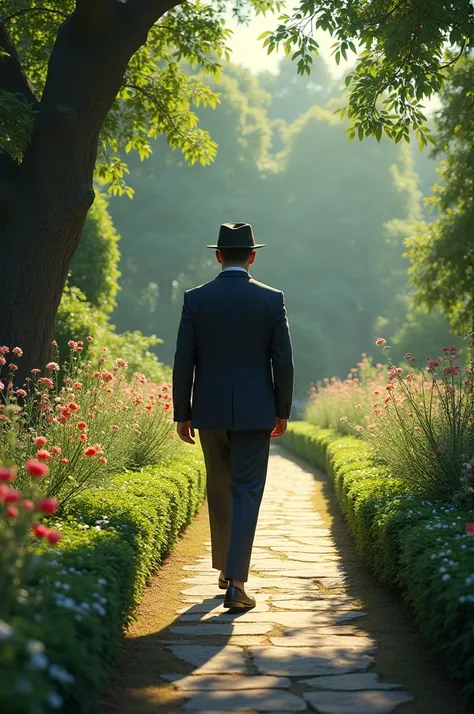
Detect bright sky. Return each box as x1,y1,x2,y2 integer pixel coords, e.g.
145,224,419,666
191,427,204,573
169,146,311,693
225,10,441,112
226,10,345,76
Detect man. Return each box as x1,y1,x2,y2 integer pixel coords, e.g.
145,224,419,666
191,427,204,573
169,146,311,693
172,222,294,610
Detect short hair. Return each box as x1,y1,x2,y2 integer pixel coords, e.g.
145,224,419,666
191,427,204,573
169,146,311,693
219,248,253,263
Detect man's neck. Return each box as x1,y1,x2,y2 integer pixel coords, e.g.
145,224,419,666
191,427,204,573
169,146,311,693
222,265,249,273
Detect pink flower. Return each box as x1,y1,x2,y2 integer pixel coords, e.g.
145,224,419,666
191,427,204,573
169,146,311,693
36,449,52,461
12,347,23,356
60,458,69,465
32,524,50,539
375,338,386,346
443,366,460,376
356,425,364,432
404,353,412,359
0,381,4,391
6,505,19,518
9,363,18,371
73,382,82,389
31,368,41,375
35,436,47,447
0,467,15,482
47,530,62,544
45,362,59,372
112,425,119,432
4,488,21,503
26,459,49,478
51,446,61,456
51,340,58,347
38,377,54,389
0,346,9,355
466,523,474,535
38,497,58,514
355,404,362,410
115,358,127,368
21,499,35,511
87,336,93,342
16,389,27,398
84,447,97,457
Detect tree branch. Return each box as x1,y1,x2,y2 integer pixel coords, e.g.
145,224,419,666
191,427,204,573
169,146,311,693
122,0,185,46
0,24,38,107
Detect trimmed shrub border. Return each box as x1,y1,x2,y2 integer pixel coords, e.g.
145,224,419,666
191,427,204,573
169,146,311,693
283,422,474,697
1,446,206,714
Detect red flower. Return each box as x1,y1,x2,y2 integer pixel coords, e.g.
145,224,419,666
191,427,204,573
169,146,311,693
51,446,61,455
47,530,62,544
73,382,82,389
375,338,386,346
79,433,87,442
466,523,474,535
21,499,35,511
84,447,97,457
4,488,21,503
38,497,58,514
164,403,171,411
0,467,15,482
67,402,79,411
32,524,50,539
36,449,52,461
112,425,119,432
77,421,87,430
35,436,47,447
87,336,93,342
60,458,69,465
99,457,107,465
6,505,19,518
26,459,49,478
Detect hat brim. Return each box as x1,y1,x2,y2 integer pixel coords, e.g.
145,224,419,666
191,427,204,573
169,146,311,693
206,244,265,249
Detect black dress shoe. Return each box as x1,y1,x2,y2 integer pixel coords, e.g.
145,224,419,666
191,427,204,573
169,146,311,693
218,572,230,590
224,584,256,611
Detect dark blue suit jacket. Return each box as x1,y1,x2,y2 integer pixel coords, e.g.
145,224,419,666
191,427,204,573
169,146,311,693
172,270,294,430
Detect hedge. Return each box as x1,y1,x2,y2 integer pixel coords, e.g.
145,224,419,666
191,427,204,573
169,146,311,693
0,446,206,714
283,422,474,697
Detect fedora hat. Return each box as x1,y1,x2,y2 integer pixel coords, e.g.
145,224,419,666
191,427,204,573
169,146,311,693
207,222,265,250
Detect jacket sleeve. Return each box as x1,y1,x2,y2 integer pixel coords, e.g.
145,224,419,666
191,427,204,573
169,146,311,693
172,292,196,422
270,291,294,419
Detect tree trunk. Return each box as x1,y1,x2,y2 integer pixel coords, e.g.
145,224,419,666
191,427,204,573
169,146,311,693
0,3,178,385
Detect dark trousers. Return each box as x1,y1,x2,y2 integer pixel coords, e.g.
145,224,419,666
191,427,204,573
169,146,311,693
199,429,272,582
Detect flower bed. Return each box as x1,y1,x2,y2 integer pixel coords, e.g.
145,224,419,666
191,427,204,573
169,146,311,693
0,446,205,714
283,422,474,697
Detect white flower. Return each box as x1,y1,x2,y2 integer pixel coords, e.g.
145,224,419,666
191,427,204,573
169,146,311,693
49,664,75,685
442,574,451,582
27,652,49,670
0,620,14,641
97,578,107,586
439,567,447,573
46,691,64,710
26,639,45,655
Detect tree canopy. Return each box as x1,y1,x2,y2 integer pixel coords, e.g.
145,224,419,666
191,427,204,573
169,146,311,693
268,0,473,146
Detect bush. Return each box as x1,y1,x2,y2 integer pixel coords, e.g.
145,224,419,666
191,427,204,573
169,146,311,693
283,422,474,697
0,446,206,714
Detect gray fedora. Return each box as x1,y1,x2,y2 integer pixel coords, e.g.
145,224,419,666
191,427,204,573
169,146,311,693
207,222,265,250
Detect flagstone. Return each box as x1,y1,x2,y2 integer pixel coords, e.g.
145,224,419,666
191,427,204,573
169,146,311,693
162,674,292,690
270,598,354,611
167,645,248,674
182,689,307,711
178,611,363,626
169,623,273,636
302,690,413,713
270,634,375,651
301,673,403,691
249,646,373,677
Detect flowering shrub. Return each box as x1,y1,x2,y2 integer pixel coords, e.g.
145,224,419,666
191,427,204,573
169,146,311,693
0,342,174,504
284,423,474,698
305,354,388,435
0,447,205,714
307,342,474,501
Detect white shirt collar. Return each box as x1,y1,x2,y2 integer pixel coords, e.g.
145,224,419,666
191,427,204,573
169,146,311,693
222,266,248,274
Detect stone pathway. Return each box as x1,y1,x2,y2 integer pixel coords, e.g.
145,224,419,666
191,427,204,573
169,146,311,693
160,446,414,713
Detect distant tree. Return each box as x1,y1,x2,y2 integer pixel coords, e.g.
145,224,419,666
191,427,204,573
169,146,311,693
70,189,121,314
405,55,474,337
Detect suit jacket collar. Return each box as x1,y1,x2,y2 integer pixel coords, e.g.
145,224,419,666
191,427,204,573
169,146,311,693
216,270,251,280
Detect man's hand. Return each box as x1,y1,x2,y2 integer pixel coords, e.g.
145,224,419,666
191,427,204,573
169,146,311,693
177,421,196,445
271,417,287,439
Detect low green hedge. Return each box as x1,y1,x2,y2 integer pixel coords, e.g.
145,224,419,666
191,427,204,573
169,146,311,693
0,445,206,714
283,422,474,697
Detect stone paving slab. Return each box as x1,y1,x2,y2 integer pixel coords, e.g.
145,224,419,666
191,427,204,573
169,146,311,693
301,673,402,691
303,690,413,713
165,447,412,713
182,690,307,711
162,674,292,690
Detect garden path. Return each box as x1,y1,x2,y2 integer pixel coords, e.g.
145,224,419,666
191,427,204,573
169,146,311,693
107,446,467,714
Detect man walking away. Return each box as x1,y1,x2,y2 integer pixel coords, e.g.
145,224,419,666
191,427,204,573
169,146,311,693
173,222,294,610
